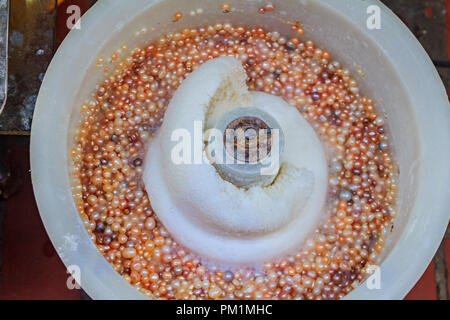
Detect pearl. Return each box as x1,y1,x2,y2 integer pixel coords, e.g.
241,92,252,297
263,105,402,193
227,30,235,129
224,271,234,283
339,189,353,201
122,247,137,259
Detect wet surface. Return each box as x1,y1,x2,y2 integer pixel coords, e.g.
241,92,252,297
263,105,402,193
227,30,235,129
382,0,450,98
0,0,56,133
0,0,95,133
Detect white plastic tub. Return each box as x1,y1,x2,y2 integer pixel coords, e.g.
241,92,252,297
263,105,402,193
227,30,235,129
30,0,450,299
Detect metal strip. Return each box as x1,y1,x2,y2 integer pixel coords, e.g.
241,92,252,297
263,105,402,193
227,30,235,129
0,0,8,116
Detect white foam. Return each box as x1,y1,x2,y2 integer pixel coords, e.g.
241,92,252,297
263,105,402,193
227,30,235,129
143,57,328,265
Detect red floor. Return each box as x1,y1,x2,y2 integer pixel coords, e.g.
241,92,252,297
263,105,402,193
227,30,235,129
404,263,437,300
0,140,82,300
446,238,450,295
0,138,446,300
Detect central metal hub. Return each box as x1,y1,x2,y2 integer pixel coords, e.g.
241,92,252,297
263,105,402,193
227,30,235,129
224,116,273,164
213,107,284,188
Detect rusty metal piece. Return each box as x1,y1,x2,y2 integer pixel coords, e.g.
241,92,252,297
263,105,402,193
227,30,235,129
0,0,9,116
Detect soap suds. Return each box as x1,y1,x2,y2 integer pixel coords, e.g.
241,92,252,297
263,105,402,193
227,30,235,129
144,57,328,265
